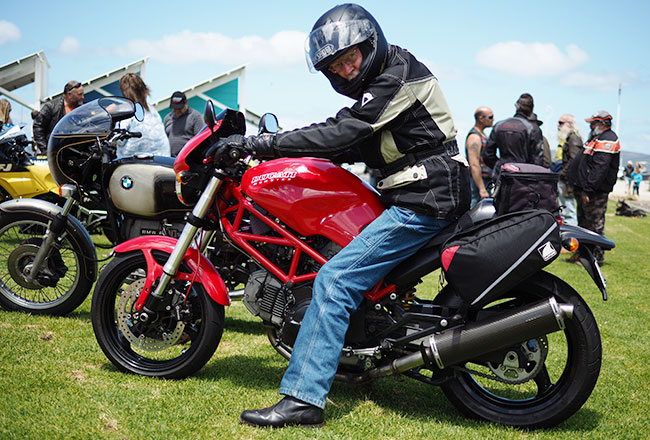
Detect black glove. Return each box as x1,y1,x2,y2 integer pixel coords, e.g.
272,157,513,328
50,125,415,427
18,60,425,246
205,134,276,163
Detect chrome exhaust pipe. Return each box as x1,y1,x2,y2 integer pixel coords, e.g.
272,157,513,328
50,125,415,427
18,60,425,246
368,297,573,379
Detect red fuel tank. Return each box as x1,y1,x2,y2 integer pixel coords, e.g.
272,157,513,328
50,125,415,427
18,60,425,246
240,158,385,246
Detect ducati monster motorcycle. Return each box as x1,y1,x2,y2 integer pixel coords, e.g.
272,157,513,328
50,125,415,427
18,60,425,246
91,101,615,428
0,97,193,315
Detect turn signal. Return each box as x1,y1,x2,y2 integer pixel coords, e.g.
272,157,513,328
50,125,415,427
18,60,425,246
177,171,197,184
566,237,579,252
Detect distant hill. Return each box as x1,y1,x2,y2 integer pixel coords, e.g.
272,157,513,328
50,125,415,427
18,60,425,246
620,150,650,167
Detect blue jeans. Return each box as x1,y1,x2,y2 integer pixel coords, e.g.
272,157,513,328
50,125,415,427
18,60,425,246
558,181,577,226
279,206,450,408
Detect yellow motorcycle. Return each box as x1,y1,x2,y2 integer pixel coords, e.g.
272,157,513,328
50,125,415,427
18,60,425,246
0,123,60,203
0,123,107,233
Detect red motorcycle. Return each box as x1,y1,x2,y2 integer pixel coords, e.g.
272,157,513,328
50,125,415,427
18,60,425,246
91,101,614,428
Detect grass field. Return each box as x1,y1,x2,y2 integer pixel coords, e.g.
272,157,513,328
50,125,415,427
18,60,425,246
1,201,649,440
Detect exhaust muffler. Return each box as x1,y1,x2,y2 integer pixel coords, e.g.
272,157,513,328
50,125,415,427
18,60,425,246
369,297,573,379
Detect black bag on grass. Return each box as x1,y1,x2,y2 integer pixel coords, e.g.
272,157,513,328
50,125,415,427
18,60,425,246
441,210,561,307
493,163,559,215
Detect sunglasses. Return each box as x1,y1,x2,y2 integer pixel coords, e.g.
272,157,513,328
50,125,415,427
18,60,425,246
558,121,566,125
483,115,494,119
328,47,360,74
65,82,82,94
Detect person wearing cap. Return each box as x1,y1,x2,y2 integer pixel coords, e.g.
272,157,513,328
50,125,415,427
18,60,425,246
482,93,545,179
164,91,204,156
567,110,620,265
32,80,84,154
218,3,469,429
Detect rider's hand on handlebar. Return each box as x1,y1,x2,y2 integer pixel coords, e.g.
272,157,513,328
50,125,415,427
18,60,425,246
204,134,276,164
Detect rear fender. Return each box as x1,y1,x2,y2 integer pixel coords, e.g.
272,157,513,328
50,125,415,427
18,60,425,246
560,224,613,300
114,236,230,307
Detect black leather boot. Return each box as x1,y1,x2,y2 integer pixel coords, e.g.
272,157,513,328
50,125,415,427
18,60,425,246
239,396,324,428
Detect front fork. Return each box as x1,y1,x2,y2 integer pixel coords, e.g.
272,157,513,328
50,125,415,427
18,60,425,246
148,175,222,300
25,187,78,283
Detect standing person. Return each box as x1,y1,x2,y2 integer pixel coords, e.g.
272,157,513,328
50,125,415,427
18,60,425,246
482,93,545,179
568,110,620,265
164,91,204,156
624,161,634,194
117,73,170,158
213,3,469,428
631,162,643,196
0,98,13,126
32,81,84,154
465,106,493,207
528,112,551,167
557,114,583,226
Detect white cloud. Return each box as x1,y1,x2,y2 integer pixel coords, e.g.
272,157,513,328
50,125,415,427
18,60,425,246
475,42,589,77
116,30,307,67
560,71,634,92
59,36,81,55
0,20,21,46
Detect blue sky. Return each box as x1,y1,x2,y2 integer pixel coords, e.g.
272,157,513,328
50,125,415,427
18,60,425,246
2,0,649,153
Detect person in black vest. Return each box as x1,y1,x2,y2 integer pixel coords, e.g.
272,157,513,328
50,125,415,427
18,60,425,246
482,93,545,179
465,106,494,207
213,3,470,428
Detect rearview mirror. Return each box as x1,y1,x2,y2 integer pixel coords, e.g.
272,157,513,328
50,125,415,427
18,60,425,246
204,100,217,132
258,113,279,135
134,103,144,122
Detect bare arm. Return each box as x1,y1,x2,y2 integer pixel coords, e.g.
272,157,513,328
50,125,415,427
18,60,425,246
466,133,489,199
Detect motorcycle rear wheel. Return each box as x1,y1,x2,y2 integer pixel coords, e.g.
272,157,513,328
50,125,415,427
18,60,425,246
91,251,225,379
0,211,94,315
439,272,601,429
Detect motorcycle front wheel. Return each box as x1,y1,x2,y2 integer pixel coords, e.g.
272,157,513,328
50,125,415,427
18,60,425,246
91,251,225,379
439,272,601,429
0,211,95,315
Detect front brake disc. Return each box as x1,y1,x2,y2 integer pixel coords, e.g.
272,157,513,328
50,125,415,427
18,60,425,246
117,279,185,352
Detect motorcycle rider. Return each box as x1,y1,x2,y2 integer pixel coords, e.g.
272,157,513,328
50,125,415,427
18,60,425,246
212,4,470,428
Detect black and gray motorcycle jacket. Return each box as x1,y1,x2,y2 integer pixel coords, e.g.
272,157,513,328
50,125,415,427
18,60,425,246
568,129,620,195
482,112,545,179
268,45,470,220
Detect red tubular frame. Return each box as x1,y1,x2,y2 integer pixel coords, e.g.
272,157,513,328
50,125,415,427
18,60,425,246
220,184,327,285
218,182,396,301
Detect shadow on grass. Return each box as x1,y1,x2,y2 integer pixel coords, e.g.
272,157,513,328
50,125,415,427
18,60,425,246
325,376,601,432
96,347,601,433
222,316,265,336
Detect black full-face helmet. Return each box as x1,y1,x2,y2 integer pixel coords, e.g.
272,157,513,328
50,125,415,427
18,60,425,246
305,3,388,100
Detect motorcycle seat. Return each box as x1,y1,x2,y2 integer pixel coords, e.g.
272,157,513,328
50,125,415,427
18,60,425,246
385,221,457,287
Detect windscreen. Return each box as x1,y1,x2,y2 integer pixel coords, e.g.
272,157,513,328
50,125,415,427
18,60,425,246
50,96,135,137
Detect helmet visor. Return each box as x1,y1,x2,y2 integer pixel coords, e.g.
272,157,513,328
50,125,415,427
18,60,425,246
305,19,374,73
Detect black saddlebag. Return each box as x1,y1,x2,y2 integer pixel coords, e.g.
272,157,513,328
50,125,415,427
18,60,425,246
441,210,561,307
493,163,559,215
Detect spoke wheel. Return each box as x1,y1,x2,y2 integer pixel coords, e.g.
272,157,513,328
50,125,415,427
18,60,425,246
0,213,93,315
